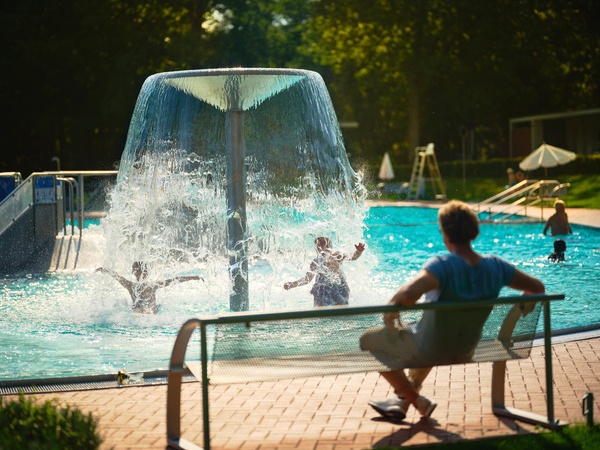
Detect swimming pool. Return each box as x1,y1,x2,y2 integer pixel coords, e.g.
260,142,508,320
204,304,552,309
1,206,598,381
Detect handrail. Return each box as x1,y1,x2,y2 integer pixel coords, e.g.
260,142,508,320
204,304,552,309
0,177,34,235
56,177,77,236
167,293,564,449
35,171,118,232
474,179,529,211
475,179,566,222
0,172,22,183
0,170,117,238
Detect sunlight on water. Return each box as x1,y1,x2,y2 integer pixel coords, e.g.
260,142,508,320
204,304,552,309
1,208,599,380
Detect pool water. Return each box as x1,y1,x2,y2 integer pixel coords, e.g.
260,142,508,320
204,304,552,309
1,206,598,381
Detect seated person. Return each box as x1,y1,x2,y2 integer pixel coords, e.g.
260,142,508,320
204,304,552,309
360,200,545,421
284,236,365,307
548,239,566,262
96,261,203,314
543,200,573,236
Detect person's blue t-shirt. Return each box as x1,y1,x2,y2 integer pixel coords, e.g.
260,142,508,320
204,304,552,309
423,254,515,303
410,253,516,362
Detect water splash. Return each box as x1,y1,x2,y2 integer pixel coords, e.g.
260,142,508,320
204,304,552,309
102,68,368,311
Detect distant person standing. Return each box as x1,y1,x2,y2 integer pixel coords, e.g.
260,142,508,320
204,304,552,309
505,168,516,189
543,200,573,236
515,170,526,184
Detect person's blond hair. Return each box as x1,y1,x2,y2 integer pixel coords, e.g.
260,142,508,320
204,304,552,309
438,200,479,244
554,199,565,212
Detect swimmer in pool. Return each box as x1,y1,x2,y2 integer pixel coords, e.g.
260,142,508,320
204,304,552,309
283,236,365,307
543,200,573,236
96,261,203,314
548,239,566,262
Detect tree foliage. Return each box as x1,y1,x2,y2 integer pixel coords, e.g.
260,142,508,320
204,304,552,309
0,0,598,175
303,0,600,163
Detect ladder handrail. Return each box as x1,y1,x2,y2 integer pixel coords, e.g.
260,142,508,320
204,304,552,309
474,180,530,211
475,179,565,222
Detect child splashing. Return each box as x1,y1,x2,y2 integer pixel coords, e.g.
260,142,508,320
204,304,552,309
96,261,203,314
284,237,365,307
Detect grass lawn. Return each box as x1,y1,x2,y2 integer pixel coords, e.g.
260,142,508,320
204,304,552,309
371,174,600,209
378,423,600,449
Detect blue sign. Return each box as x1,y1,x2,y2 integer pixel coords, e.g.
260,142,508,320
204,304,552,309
35,176,56,203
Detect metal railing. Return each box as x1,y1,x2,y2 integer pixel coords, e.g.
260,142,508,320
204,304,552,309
0,170,117,239
0,176,34,236
56,177,78,236
167,293,564,449
473,179,568,222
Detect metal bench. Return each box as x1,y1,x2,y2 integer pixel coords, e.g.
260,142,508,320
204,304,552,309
166,293,564,449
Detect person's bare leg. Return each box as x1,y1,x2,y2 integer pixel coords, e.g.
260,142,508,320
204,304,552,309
380,370,419,403
408,367,432,392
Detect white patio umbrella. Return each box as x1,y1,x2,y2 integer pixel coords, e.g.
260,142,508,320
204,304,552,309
519,142,576,177
378,152,395,180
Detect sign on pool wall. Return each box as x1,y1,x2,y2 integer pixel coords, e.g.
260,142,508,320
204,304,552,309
34,176,55,203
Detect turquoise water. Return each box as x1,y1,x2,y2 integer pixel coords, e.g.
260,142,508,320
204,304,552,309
1,206,598,380
363,207,600,329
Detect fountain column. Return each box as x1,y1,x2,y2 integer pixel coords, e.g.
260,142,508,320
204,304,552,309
226,110,248,311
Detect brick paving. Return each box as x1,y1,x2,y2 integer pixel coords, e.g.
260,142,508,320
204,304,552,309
4,334,600,449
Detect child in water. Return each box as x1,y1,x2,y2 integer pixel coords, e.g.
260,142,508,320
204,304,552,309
284,236,365,307
96,261,203,314
548,239,566,262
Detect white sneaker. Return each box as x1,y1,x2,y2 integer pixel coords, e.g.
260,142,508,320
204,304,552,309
415,395,437,418
368,396,410,420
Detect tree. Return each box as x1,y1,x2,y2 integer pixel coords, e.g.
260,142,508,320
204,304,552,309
0,0,212,174
301,0,600,164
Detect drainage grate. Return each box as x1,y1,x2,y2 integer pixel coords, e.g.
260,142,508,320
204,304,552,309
0,372,197,395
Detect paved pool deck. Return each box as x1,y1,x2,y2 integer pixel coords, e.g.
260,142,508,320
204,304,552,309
4,203,599,449
4,334,600,449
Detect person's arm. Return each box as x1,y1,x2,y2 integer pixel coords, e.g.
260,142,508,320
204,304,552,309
385,269,439,332
350,242,365,261
509,268,545,294
162,275,204,287
542,217,551,235
508,268,545,316
284,272,315,290
96,267,132,290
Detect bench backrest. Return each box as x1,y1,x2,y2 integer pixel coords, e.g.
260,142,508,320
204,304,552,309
412,305,494,364
179,295,560,385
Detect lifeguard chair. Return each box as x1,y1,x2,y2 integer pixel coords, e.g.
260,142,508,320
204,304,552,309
407,143,446,201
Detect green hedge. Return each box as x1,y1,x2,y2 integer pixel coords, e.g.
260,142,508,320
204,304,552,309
356,154,600,180
0,394,102,450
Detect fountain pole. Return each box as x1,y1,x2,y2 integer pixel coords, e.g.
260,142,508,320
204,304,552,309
226,110,249,311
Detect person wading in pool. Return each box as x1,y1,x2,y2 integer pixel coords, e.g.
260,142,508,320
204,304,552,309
96,261,203,314
543,200,573,236
284,237,365,307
